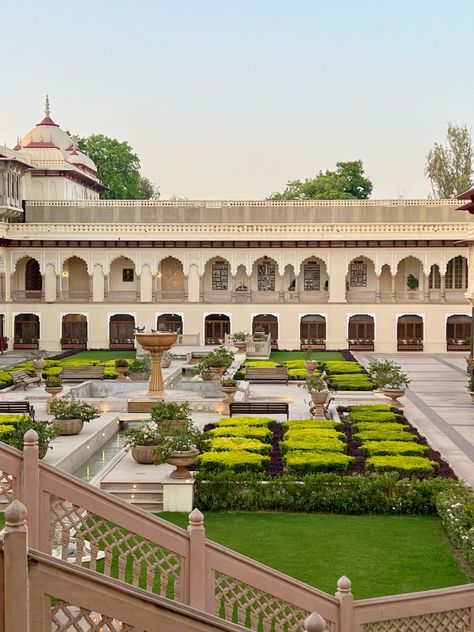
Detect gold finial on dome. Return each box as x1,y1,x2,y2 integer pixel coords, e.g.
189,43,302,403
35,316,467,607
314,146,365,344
45,95,50,118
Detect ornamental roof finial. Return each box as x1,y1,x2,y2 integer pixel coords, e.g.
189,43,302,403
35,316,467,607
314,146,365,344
45,94,50,118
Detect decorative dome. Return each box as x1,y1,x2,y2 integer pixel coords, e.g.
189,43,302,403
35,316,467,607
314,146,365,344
66,146,97,175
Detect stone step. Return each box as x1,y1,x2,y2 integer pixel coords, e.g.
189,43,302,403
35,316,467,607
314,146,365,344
101,481,164,491
132,501,164,512
104,490,164,502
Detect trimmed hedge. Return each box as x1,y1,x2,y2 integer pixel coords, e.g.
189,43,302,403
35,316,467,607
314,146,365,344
282,419,342,431
287,368,310,379
206,425,272,441
347,404,394,412
353,429,417,443
328,374,373,391
436,488,474,570
215,416,274,428
351,422,409,434
197,450,270,473
366,455,438,474
348,410,402,424
284,428,346,442
359,441,428,457
205,436,271,454
322,361,365,375
285,451,355,474
280,437,345,454
0,414,25,424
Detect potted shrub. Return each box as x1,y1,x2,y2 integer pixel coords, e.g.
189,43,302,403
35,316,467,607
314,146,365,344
468,374,474,404
406,274,419,291
1,416,58,459
305,373,328,405
28,349,49,376
367,359,397,392
114,358,130,381
49,397,99,436
232,331,248,351
381,363,410,406
151,400,190,428
129,355,151,381
220,377,238,412
162,419,201,479
124,421,164,464
45,375,63,400
303,350,318,374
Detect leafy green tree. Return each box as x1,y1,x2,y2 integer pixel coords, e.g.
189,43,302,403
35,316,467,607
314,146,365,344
139,176,160,200
269,160,373,200
425,124,473,198
76,134,141,199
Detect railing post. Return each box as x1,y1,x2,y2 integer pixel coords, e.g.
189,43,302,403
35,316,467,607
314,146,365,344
304,611,327,632
23,430,40,549
187,508,206,610
336,576,354,632
3,500,29,632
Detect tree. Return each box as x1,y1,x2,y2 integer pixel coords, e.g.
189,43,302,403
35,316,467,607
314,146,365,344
139,176,160,200
76,134,141,199
425,124,473,198
269,160,373,200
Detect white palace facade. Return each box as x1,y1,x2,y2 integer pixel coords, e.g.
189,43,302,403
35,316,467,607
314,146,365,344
1,102,474,354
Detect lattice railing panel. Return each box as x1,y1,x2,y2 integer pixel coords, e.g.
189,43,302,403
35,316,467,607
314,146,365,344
50,599,134,631
214,571,336,632
49,497,183,600
0,470,14,506
363,607,471,632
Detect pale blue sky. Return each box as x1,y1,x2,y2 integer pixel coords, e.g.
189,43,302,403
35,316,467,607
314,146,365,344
2,0,473,199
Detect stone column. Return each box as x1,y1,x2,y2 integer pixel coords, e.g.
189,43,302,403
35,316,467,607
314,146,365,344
3,250,11,302
423,272,429,302
440,274,446,303
44,264,57,302
188,264,200,303
140,264,153,303
92,263,105,302
328,253,347,303
391,273,396,302
375,274,381,302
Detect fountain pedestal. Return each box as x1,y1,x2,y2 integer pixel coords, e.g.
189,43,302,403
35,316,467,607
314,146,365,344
134,331,178,398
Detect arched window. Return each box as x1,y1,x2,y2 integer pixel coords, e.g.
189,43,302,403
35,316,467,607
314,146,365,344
349,261,367,288
212,260,229,291
300,315,326,341
348,315,374,341
157,313,183,333
446,256,468,289
397,315,423,350
205,314,230,345
14,313,40,348
252,314,279,348
257,259,276,291
25,259,42,293
429,264,441,289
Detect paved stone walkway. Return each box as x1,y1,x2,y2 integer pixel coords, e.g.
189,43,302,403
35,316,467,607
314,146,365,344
355,352,474,488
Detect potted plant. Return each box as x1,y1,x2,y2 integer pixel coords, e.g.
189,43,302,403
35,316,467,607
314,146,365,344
381,363,410,406
303,350,318,374
305,373,328,405
161,351,173,369
232,331,248,351
367,359,397,392
468,374,474,404
49,397,99,436
161,419,201,479
406,274,419,291
129,355,151,381
114,358,130,381
220,377,238,412
28,349,49,376
45,375,63,400
1,416,58,459
151,400,190,428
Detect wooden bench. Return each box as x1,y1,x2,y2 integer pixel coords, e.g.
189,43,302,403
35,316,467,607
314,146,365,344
0,401,35,420
245,367,288,384
10,369,41,390
229,402,289,420
61,366,105,382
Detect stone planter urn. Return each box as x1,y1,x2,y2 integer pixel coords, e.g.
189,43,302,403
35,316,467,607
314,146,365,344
45,385,63,398
310,390,329,419
131,444,158,464
161,357,172,369
52,418,84,436
32,358,46,380
167,448,199,479
233,341,247,352
129,371,150,381
304,360,318,374
115,366,129,381
220,385,238,413
209,366,226,381
382,387,406,407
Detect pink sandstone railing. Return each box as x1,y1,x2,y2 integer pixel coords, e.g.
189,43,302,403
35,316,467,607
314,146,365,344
1,433,473,632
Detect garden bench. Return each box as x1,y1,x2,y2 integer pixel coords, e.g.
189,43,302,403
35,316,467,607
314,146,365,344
0,401,35,419
61,366,105,382
245,367,288,384
10,369,41,390
229,402,289,420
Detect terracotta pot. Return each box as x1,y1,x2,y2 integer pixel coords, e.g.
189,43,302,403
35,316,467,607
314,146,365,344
304,360,318,374
115,366,129,381
45,386,63,397
131,444,158,464
32,359,46,371
233,341,247,351
310,390,329,405
167,448,199,479
161,358,172,369
209,366,226,380
382,388,406,406
53,418,84,436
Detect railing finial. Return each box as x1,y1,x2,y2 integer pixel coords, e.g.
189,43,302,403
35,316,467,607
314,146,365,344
337,575,352,593
5,499,27,529
188,507,204,526
304,612,327,632
24,428,38,445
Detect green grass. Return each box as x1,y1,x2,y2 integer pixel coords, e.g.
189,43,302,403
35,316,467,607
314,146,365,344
269,351,344,363
0,513,4,529
66,350,136,361
159,512,467,599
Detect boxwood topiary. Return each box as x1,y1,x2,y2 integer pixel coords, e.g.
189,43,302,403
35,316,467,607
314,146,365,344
206,436,271,454
284,451,355,474
359,441,428,457
197,450,270,473
366,455,438,474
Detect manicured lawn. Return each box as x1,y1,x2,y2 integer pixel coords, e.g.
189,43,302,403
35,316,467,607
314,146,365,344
0,513,4,529
270,351,344,363
67,350,136,361
160,512,467,599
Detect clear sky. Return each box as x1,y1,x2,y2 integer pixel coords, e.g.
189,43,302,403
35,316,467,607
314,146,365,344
2,0,473,199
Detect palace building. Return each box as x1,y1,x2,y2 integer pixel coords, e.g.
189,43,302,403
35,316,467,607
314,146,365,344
0,101,473,354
